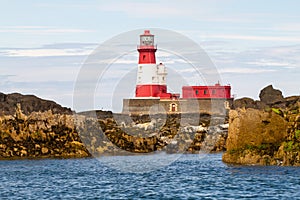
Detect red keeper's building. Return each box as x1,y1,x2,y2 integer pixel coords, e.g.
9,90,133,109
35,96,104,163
182,83,231,99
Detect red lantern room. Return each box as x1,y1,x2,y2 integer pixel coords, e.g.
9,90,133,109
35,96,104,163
138,30,156,64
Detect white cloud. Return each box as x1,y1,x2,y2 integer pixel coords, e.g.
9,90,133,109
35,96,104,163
205,34,300,42
0,26,94,34
275,23,300,32
98,1,196,18
218,67,276,74
2,48,93,57
200,42,300,72
97,0,225,19
239,46,300,69
244,60,296,68
3,66,79,83
263,45,300,57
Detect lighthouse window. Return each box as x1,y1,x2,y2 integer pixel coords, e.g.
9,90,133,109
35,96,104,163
204,90,207,95
195,90,199,95
139,66,142,70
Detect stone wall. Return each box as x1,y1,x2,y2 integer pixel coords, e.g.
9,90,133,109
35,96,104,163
123,98,233,115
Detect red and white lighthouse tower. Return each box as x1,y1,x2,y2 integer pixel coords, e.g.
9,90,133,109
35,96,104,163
135,30,169,98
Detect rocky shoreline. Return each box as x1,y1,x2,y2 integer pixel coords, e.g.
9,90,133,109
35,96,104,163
77,112,228,156
0,93,228,160
223,85,300,166
0,105,89,160
1,86,299,166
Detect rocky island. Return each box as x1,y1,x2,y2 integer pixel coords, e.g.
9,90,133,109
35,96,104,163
1,86,299,166
0,92,227,160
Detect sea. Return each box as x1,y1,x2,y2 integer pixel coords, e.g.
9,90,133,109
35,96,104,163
0,153,299,199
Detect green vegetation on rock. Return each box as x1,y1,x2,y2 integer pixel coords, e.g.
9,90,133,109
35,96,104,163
283,141,300,152
295,130,300,139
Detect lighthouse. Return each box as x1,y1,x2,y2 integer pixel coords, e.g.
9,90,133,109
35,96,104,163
135,30,168,98
122,30,233,115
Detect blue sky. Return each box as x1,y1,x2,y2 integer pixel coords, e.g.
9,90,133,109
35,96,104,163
0,0,299,112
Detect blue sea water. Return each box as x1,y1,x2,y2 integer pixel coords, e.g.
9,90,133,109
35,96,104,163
0,154,299,199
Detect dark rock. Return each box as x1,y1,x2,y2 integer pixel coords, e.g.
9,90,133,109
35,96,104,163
255,100,267,110
0,93,7,102
78,110,113,119
0,92,72,115
259,85,284,105
233,97,257,109
285,96,300,108
234,85,290,110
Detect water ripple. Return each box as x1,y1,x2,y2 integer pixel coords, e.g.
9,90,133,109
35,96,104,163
0,154,300,199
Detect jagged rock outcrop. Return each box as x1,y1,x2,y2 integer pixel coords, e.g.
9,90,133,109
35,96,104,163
0,92,72,116
233,97,257,109
259,85,284,105
233,85,285,110
0,107,89,159
223,87,300,166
